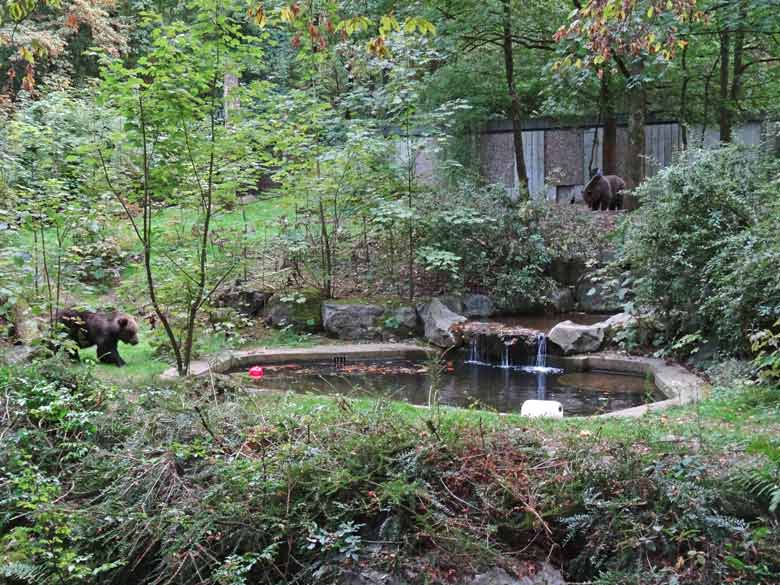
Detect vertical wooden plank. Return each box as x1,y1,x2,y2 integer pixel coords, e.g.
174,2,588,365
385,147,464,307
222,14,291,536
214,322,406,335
518,130,545,199
582,127,603,178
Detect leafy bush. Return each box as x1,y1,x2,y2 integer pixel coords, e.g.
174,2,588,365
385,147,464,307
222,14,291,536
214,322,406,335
418,183,555,305
0,361,121,583
621,146,780,354
751,320,780,384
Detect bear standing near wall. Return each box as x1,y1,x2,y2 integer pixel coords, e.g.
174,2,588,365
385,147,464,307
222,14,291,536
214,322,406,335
55,309,139,367
581,169,626,211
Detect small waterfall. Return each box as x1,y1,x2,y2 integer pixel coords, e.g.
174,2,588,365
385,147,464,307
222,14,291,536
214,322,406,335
500,340,513,368
466,335,489,365
467,336,477,362
535,333,547,368
522,333,562,375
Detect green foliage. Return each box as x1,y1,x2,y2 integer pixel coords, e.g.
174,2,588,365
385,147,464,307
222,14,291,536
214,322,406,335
0,361,121,583
751,321,780,384
96,0,278,373
561,453,770,583
1,360,780,584
417,182,557,304
0,90,118,317
621,145,780,354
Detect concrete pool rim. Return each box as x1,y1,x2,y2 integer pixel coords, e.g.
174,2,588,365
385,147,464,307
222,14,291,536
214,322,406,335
161,345,709,419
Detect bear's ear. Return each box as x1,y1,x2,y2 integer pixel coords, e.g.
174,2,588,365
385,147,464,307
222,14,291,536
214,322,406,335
118,317,129,328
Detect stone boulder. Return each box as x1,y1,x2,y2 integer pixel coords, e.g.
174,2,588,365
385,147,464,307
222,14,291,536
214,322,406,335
600,312,662,348
601,312,634,341
438,294,465,314
264,291,323,332
384,306,421,339
419,298,466,348
548,287,575,313
548,320,605,355
468,565,565,585
214,284,271,317
10,301,41,345
462,294,496,318
322,303,385,340
497,294,544,315
575,272,623,314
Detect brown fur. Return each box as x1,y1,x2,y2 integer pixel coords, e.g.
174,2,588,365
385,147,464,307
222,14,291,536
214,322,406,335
582,173,626,211
56,309,139,367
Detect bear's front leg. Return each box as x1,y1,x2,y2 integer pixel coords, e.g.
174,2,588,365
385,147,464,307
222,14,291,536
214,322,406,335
97,343,124,367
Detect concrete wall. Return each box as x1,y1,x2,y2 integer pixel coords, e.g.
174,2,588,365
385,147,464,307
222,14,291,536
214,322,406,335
475,119,765,201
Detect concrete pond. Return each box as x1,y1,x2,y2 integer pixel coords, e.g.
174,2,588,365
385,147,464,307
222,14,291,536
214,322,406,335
162,340,709,419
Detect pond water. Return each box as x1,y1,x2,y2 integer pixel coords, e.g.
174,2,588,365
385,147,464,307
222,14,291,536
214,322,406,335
238,355,662,416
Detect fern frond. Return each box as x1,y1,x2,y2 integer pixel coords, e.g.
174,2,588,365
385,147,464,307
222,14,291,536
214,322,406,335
0,561,47,583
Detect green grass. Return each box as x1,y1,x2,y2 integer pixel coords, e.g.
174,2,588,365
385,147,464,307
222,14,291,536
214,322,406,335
78,335,167,386
234,375,780,454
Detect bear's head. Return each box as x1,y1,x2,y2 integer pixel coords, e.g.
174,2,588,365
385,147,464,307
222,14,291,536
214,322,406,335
582,174,603,203
116,315,140,345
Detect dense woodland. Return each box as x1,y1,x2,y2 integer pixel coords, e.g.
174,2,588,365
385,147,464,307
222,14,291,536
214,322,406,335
1,0,780,583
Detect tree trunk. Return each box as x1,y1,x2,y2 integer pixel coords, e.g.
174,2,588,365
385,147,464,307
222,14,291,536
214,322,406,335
501,0,528,199
719,31,732,142
679,35,690,149
601,74,617,175
223,72,239,122
624,81,646,209
729,1,747,132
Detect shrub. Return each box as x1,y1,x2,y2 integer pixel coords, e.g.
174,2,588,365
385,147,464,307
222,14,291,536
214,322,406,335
621,146,780,354
418,183,587,305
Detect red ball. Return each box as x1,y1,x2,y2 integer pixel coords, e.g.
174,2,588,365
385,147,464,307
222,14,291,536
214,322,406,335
248,366,265,379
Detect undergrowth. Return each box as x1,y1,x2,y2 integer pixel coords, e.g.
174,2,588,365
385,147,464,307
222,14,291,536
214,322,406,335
1,361,779,584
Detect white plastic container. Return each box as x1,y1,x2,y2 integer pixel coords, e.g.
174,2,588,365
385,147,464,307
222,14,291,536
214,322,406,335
520,400,564,419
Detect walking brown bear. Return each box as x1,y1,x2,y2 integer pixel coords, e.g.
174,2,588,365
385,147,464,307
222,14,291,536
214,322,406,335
55,309,139,367
581,169,626,211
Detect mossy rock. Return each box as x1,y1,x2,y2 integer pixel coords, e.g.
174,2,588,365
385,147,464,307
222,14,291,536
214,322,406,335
265,289,324,332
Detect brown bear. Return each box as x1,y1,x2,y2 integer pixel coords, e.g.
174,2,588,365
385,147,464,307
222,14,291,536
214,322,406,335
581,170,626,211
55,309,139,367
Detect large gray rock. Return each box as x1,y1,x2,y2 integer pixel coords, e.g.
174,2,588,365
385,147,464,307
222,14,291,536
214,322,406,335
463,294,496,318
340,570,403,585
384,306,421,339
497,294,544,315
548,287,575,313
10,301,41,344
575,273,623,313
600,312,662,348
549,319,605,355
322,303,385,340
392,306,419,330
438,294,464,314
601,312,634,341
214,284,271,317
468,565,565,585
264,292,323,332
419,298,466,347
